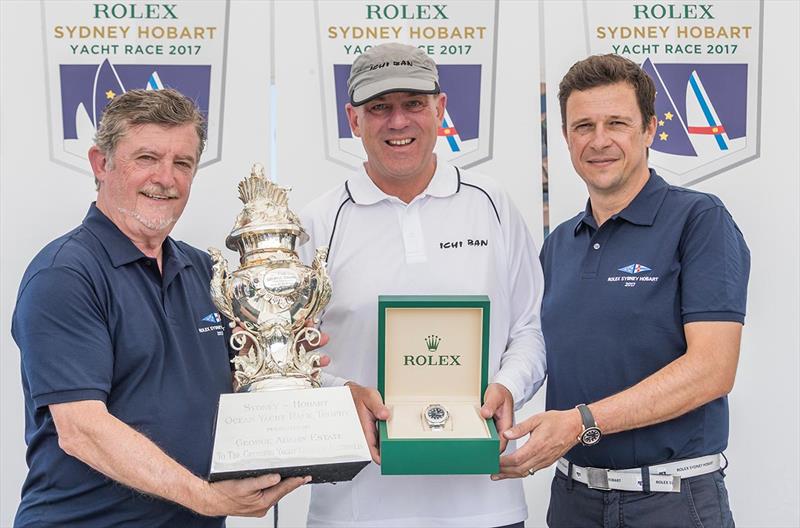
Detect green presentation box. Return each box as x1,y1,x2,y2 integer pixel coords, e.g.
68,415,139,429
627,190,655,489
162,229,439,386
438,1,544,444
378,295,499,475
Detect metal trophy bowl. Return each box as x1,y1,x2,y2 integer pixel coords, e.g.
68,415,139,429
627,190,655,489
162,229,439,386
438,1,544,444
207,164,370,483
209,164,331,393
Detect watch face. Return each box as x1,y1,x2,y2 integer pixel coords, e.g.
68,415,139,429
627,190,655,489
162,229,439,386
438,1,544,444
581,427,602,446
424,404,449,426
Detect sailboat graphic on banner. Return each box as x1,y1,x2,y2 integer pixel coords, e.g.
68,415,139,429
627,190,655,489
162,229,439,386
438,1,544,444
686,70,731,155
65,58,127,159
146,71,165,91
438,108,463,153
92,59,126,128
642,58,747,173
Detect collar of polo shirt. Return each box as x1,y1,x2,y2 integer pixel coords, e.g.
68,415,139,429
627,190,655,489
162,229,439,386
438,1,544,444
348,158,460,205
574,169,670,235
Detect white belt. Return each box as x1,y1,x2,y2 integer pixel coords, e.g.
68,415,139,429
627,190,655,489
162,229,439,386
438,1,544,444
556,454,722,493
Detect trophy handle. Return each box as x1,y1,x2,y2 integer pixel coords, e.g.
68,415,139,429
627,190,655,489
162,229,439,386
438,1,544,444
294,326,322,385
230,328,266,391
307,246,332,321
208,247,236,324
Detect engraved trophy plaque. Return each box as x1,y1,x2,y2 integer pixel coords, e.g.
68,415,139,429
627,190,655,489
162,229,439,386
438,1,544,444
207,164,370,483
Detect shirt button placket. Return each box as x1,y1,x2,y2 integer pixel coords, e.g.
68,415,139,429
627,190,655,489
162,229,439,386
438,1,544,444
583,232,609,279
402,201,427,264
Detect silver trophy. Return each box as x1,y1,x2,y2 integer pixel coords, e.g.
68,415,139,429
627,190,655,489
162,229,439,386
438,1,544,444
207,164,370,483
209,163,331,392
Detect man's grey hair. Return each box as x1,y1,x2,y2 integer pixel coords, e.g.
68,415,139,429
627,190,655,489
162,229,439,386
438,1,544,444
93,88,207,187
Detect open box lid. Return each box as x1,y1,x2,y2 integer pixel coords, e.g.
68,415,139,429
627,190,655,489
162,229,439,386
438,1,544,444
378,295,490,406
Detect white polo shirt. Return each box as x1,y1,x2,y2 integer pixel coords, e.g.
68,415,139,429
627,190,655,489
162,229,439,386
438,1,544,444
299,161,546,528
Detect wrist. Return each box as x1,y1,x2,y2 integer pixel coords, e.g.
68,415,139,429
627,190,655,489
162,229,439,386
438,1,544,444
186,477,215,517
575,403,602,446
345,381,361,395
489,382,512,399
570,407,583,440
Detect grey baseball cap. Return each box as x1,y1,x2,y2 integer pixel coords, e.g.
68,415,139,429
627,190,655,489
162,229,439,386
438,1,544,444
348,43,440,106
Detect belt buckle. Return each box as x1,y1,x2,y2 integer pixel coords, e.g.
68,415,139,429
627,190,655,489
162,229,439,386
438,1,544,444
586,467,611,490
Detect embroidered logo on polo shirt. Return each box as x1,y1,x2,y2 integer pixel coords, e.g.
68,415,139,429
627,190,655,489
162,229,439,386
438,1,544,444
618,263,652,274
198,312,224,335
201,312,222,324
608,263,659,288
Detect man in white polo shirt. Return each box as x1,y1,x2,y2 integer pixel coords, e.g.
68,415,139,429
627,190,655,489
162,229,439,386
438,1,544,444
299,43,546,527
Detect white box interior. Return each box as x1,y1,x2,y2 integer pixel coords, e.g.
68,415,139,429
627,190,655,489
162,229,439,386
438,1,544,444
383,307,490,439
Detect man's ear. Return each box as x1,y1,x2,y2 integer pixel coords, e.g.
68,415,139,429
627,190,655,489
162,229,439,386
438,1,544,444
88,146,109,183
644,115,657,147
435,93,447,122
345,103,362,138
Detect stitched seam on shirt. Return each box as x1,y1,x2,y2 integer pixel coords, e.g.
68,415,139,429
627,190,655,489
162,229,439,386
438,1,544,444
460,182,501,225
18,229,85,299
326,191,354,264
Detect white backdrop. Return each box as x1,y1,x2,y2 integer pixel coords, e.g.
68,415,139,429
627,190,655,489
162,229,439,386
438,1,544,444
1,1,798,527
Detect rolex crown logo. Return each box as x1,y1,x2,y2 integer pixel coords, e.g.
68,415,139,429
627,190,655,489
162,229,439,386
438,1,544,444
425,335,441,353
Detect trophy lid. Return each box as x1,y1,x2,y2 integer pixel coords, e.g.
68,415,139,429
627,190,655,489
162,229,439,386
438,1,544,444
225,164,309,253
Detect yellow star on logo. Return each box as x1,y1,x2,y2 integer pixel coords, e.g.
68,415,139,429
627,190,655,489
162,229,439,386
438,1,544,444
658,120,665,127
664,112,674,121
712,127,719,133
105,90,116,100
659,132,669,141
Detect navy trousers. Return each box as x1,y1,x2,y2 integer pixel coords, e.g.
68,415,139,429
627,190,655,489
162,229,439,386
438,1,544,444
547,469,734,528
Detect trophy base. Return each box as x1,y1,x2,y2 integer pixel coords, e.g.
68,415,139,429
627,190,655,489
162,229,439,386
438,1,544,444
208,460,370,483
209,386,371,484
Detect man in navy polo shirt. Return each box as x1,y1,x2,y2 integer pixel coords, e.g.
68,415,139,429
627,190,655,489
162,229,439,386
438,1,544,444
12,89,307,527
495,55,749,527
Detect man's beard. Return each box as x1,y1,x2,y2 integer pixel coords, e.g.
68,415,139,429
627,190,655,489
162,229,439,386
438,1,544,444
119,183,179,231
119,208,177,231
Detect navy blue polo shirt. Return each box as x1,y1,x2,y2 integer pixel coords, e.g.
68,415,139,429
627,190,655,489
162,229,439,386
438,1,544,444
541,170,750,470
12,204,232,527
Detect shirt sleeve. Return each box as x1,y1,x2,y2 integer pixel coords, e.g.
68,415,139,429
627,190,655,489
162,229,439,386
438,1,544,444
680,205,750,324
13,266,113,409
491,196,548,409
319,371,349,388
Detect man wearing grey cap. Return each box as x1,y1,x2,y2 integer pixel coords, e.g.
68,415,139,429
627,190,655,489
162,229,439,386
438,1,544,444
299,43,547,527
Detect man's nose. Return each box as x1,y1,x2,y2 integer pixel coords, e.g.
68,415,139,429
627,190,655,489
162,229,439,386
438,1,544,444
387,106,411,129
589,124,613,149
149,159,178,186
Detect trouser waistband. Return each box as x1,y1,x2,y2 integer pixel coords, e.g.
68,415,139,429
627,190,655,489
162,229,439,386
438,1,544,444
556,454,722,493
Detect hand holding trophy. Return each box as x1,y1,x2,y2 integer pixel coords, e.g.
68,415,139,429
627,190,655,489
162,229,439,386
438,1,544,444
207,164,370,483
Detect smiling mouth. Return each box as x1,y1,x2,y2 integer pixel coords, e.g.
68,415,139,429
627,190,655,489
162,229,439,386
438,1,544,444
140,191,176,201
386,138,414,146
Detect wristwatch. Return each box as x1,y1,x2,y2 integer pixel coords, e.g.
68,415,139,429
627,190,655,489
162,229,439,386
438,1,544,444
575,404,602,446
423,403,450,431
